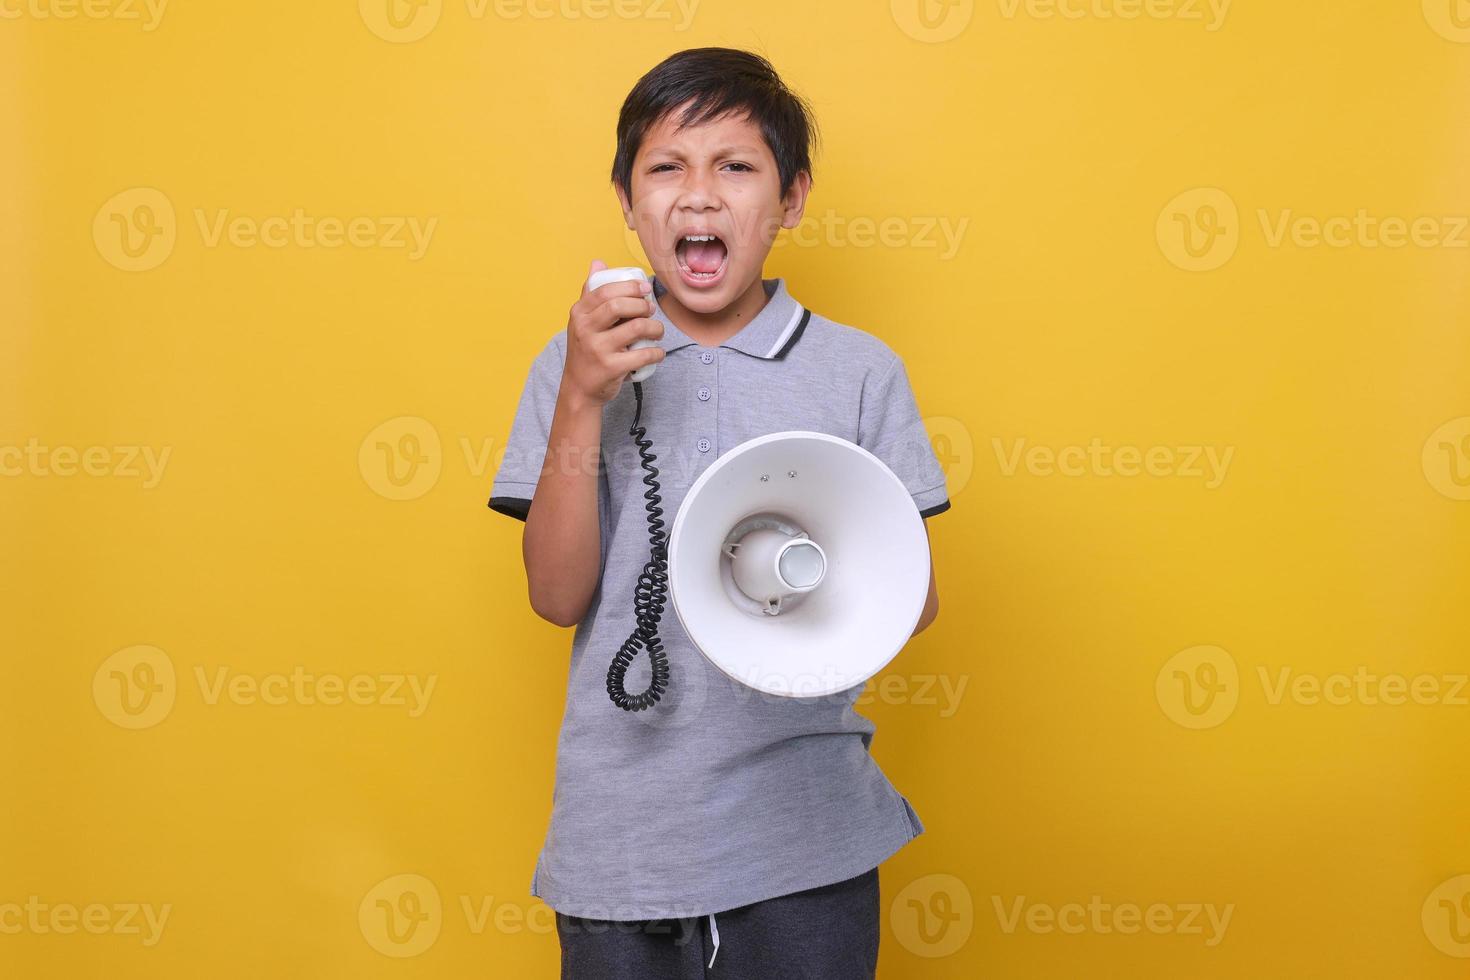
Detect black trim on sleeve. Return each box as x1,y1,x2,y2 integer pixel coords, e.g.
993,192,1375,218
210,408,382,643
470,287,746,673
771,309,812,360
488,496,532,521
918,499,951,519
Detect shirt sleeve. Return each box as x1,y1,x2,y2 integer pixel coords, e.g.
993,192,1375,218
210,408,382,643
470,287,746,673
487,334,565,522
857,355,951,519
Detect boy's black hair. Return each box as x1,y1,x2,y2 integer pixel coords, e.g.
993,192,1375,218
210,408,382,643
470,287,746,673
611,47,818,200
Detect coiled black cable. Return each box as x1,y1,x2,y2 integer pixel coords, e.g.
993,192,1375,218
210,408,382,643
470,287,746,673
606,380,671,711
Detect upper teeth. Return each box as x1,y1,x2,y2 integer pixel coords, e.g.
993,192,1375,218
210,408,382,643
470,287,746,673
684,234,718,242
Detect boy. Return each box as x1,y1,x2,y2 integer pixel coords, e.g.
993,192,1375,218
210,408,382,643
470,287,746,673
488,47,950,979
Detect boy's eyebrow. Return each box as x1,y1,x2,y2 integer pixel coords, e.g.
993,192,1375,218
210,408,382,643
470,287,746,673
642,143,765,161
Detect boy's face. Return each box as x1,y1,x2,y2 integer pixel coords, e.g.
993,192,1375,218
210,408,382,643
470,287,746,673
616,106,809,316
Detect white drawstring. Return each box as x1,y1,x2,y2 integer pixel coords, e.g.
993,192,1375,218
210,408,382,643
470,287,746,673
707,912,720,968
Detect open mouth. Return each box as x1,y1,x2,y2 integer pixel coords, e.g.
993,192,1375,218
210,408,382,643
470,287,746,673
674,233,729,288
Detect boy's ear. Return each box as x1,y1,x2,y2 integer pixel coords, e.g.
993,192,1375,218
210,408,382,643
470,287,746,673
614,180,635,228
780,170,812,230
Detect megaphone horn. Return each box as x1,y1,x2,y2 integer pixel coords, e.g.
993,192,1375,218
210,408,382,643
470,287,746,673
668,431,931,699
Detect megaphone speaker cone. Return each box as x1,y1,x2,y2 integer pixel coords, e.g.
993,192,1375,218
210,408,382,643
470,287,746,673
668,431,930,699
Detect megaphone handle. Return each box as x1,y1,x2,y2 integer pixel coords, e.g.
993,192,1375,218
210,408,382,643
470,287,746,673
605,380,672,712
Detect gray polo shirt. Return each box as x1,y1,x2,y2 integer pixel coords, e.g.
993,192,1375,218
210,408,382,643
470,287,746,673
488,275,950,920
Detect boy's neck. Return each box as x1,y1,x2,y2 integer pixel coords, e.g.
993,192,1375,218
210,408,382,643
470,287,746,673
656,274,772,348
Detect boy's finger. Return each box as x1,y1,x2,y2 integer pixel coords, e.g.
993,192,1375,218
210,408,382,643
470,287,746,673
589,295,656,331
584,282,653,320
608,344,665,376
605,316,663,351
581,259,609,297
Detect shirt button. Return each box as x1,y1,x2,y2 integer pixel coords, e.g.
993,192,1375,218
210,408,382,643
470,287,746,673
700,350,714,364
697,386,711,401
697,438,711,453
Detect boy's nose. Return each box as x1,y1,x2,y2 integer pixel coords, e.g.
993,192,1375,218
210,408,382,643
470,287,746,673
678,170,719,208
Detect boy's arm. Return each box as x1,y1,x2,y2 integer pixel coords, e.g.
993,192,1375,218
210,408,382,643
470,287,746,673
488,261,664,627
856,354,950,637
521,385,604,627
912,522,939,636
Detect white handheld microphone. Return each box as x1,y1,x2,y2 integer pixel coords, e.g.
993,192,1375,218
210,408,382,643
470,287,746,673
587,266,658,382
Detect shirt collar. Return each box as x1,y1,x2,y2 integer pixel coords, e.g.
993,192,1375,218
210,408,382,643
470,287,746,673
650,276,811,360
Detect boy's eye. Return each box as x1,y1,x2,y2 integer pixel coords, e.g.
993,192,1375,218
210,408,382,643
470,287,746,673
647,162,753,174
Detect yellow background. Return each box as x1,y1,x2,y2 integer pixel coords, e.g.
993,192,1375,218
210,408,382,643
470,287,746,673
4,0,1470,976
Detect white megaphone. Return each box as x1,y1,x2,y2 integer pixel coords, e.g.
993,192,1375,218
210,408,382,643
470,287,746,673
668,431,931,698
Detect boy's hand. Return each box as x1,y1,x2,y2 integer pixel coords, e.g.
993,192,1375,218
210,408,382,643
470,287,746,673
562,259,666,408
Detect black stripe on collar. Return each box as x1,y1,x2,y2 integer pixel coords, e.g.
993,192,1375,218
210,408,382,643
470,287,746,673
771,308,812,360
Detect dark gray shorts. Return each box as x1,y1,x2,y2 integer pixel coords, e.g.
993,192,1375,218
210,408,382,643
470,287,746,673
555,866,880,979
